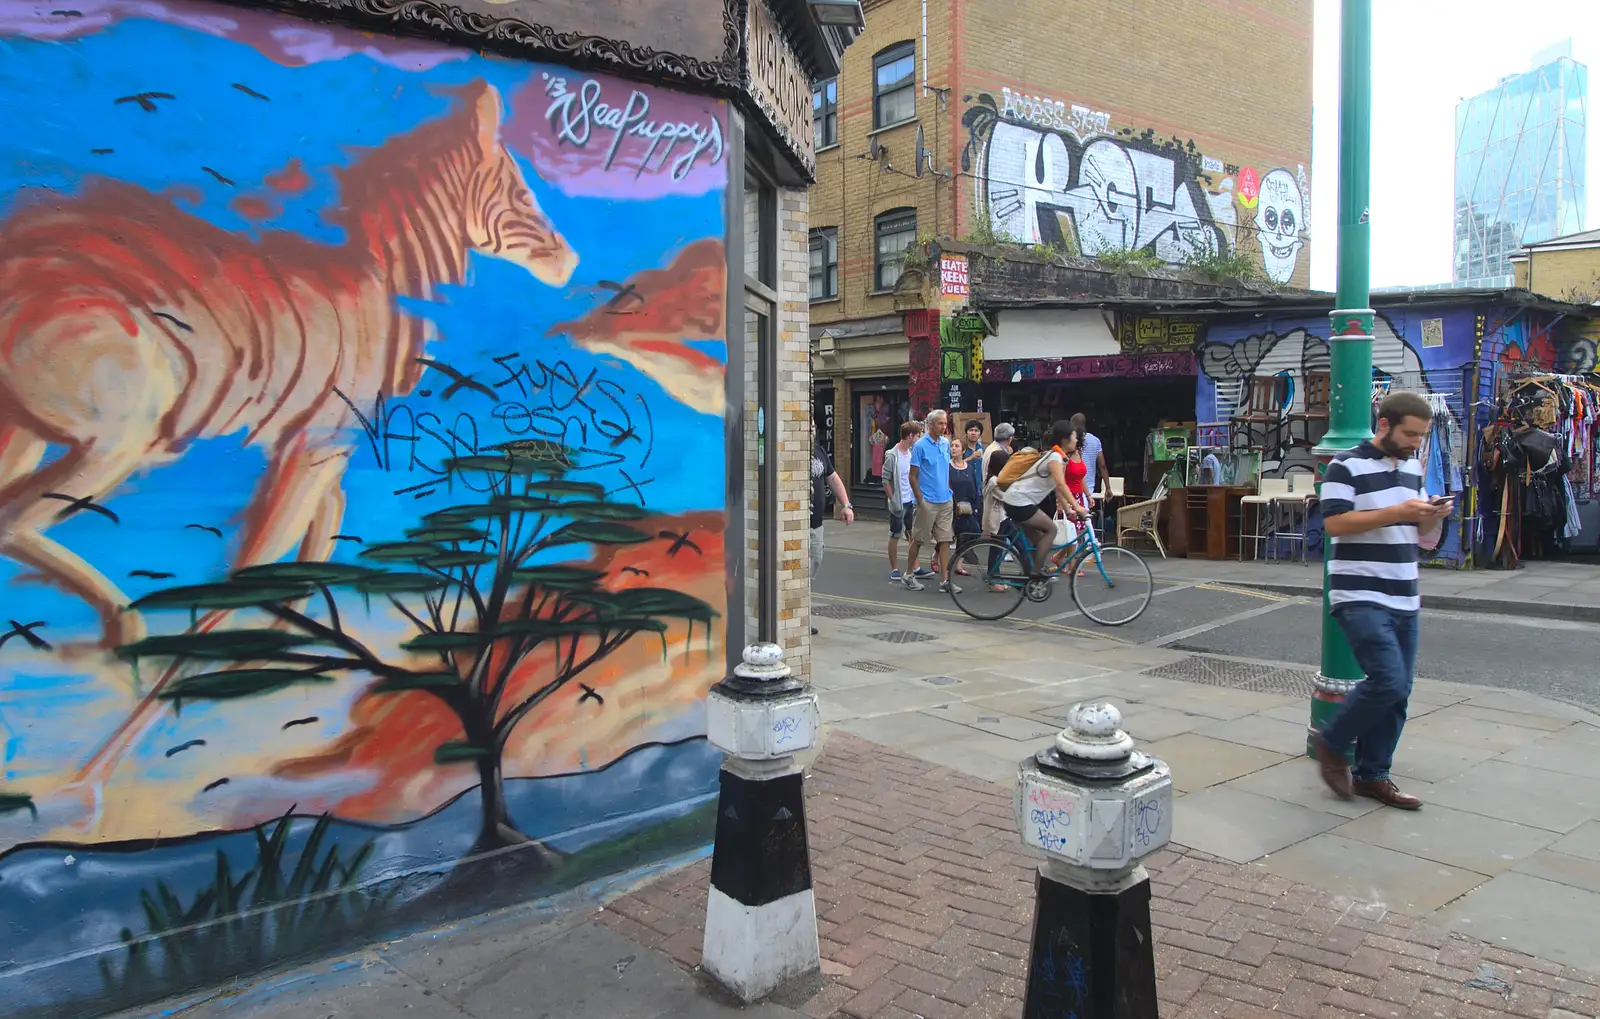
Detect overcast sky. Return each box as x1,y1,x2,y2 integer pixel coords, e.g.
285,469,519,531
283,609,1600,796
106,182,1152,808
1309,0,1600,291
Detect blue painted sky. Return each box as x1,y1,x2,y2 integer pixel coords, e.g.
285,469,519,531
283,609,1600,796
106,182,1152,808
0,15,728,636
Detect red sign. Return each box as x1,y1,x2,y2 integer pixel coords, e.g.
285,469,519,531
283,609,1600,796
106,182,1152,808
939,254,970,297
1238,166,1260,209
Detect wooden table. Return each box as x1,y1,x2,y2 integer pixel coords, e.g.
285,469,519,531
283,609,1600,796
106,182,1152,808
1166,485,1254,560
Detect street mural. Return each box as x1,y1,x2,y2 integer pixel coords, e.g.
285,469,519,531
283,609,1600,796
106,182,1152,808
0,3,729,1014
961,87,1309,284
1197,312,1474,563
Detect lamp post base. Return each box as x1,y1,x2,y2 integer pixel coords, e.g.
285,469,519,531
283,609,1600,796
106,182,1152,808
1306,673,1359,762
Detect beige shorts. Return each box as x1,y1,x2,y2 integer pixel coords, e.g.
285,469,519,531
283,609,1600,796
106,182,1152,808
912,500,955,544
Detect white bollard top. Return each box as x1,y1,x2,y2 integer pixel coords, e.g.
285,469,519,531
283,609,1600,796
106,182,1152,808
734,642,792,681
1055,701,1135,762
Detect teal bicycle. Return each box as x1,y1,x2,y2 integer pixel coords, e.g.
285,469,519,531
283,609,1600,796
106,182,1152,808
948,518,1153,625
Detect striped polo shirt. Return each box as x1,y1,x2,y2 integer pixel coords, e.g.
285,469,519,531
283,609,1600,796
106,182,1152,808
1320,441,1424,613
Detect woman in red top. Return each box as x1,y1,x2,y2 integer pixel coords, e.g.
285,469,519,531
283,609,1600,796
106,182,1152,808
1051,426,1092,571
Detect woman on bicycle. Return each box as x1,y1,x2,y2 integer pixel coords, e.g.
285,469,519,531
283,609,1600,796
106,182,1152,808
1001,420,1091,577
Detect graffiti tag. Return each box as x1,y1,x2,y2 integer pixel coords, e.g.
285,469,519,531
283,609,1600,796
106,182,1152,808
542,74,724,180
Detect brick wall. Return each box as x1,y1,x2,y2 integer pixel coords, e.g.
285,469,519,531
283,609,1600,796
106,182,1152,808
744,186,816,678
1517,246,1600,300
810,0,1316,312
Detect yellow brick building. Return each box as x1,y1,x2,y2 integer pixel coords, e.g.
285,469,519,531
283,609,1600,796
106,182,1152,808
1511,229,1600,302
808,0,1312,506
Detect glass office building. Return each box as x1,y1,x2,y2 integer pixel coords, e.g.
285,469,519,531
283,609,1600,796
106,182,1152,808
1454,44,1587,283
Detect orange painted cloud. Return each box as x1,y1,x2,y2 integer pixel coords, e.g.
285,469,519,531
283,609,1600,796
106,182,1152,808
549,240,726,416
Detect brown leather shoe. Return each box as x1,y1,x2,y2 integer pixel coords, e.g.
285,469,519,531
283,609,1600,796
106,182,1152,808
1310,731,1353,800
1354,779,1423,810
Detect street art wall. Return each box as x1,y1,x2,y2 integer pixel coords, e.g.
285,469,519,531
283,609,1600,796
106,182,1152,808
1197,311,1476,564
0,3,729,1014
961,88,1309,285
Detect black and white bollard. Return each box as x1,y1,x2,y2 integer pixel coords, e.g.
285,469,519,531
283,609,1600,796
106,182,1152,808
1016,702,1172,1019
702,643,821,1002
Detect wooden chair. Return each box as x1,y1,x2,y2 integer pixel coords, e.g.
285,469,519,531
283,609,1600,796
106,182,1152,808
1230,375,1287,451
1287,370,1331,447
1116,478,1169,559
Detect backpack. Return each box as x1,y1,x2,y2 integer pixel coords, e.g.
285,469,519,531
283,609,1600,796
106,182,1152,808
995,447,1043,490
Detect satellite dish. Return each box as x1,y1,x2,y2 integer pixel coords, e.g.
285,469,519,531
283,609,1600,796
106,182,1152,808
868,136,883,161
914,125,926,178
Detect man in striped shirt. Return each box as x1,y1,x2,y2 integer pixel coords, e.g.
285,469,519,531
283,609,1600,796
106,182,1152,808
1311,391,1451,811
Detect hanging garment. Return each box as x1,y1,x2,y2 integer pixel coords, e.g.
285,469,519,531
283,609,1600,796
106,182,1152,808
1564,476,1583,540
1423,423,1447,499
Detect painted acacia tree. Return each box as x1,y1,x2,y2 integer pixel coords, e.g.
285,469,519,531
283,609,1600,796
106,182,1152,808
118,441,717,860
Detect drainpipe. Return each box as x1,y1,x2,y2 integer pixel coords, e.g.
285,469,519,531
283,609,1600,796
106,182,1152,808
921,0,929,95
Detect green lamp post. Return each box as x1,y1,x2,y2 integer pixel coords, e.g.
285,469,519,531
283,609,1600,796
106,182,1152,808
1308,0,1375,758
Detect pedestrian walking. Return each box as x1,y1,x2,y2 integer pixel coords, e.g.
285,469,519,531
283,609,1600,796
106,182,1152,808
882,421,933,583
1311,391,1450,810
1069,412,1109,500
962,419,985,468
903,409,957,593
981,421,1014,486
947,436,982,577
809,437,854,635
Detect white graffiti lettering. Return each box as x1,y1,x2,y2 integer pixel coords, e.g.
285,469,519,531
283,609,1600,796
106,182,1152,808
543,76,724,180
970,99,1301,281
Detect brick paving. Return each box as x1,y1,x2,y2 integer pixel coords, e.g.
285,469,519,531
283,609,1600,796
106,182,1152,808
598,733,1600,1019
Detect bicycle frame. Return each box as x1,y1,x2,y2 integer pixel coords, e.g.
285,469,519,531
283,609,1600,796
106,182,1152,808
1001,518,1115,587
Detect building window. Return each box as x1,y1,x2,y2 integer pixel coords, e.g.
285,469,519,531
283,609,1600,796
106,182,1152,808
873,42,916,129
813,78,838,150
810,228,838,300
874,208,916,291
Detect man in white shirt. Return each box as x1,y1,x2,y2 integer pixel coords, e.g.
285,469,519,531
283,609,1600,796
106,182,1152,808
881,421,931,583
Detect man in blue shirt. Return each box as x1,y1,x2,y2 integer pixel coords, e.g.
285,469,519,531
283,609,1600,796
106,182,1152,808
903,409,958,593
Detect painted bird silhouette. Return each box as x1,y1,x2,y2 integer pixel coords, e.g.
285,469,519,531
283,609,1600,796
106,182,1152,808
620,566,650,577
42,491,119,523
331,534,364,545
658,530,702,557
201,778,230,793
201,166,234,187
185,523,224,538
129,570,176,580
578,683,604,706
0,620,50,651
115,92,175,112
414,358,496,401
282,717,319,729
165,739,206,758
231,83,269,100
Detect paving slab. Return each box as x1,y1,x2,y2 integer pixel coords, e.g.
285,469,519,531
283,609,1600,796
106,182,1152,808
1112,705,1215,742
1433,872,1600,973
1223,758,1386,821
1330,803,1558,876
1143,732,1288,792
1552,820,1600,863
1402,706,1563,754
1196,712,1316,754
1171,786,1343,863
1427,760,1600,834
1385,735,1503,784
1496,733,1600,779
1512,849,1600,895
1258,834,1491,915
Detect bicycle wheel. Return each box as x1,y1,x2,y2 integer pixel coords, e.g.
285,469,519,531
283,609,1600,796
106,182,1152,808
1071,545,1153,626
948,538,1029,620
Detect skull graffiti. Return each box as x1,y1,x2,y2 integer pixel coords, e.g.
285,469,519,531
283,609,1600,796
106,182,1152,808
1257,168,1304,284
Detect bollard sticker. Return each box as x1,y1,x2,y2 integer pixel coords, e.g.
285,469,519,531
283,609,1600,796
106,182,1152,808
1130,787,1170,854
1020,780,1084,860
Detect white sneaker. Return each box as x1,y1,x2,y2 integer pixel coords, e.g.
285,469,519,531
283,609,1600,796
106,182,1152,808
939,580,961,594
902,574,925,591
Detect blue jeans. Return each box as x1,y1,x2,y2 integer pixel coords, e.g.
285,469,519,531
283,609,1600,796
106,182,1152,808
1319,603,1419,783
